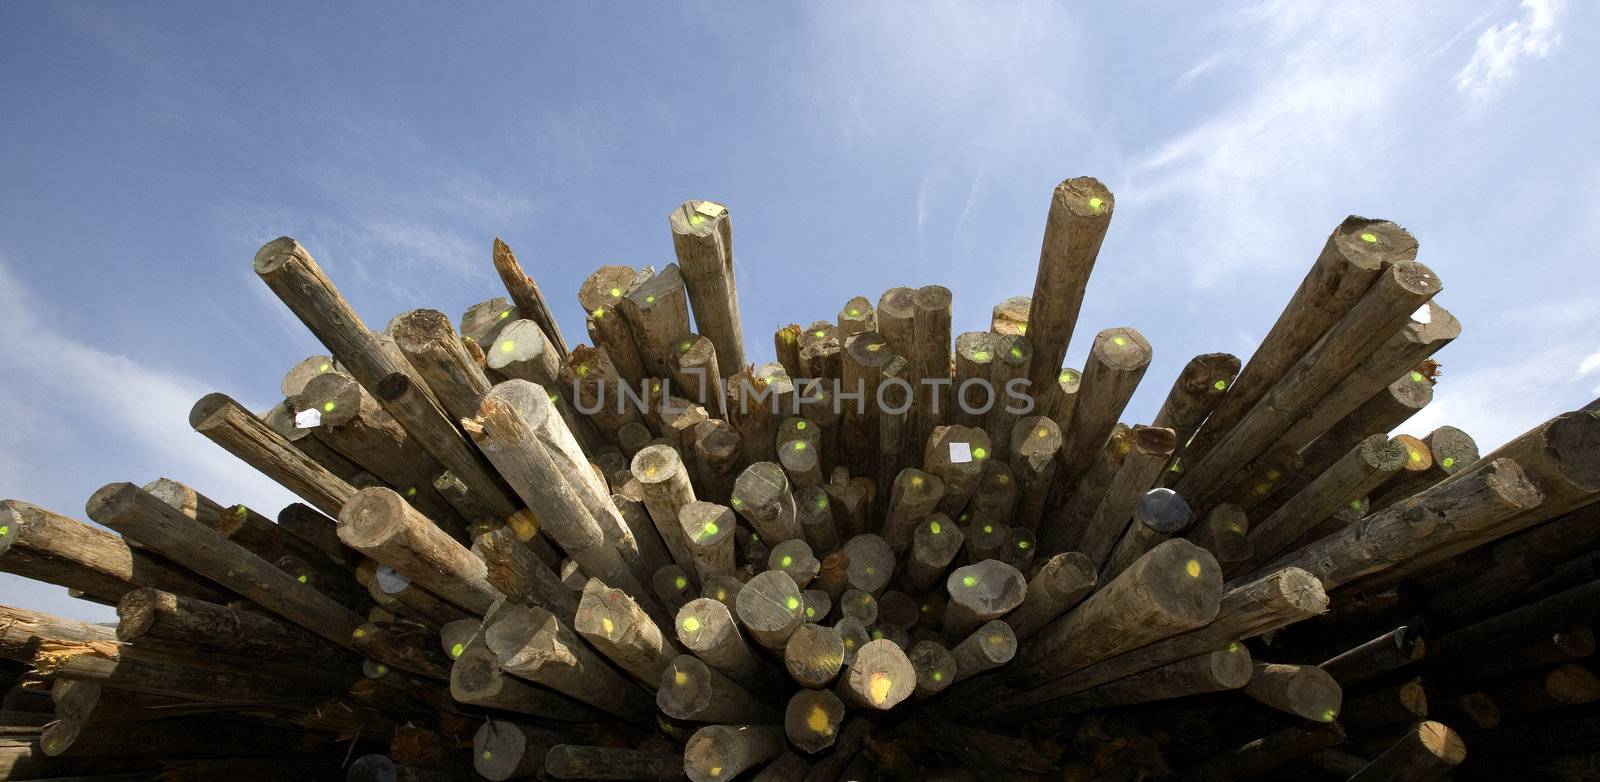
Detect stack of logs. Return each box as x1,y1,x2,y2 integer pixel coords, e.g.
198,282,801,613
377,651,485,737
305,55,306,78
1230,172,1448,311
3,181,1597,781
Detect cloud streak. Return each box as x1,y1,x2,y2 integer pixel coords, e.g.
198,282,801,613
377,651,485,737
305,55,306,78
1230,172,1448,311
1455,0,1566,109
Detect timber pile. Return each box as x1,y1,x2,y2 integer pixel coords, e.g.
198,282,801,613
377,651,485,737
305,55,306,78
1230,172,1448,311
2,181,1597,782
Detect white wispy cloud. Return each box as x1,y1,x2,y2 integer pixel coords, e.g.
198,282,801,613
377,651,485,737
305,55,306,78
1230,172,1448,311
0,256,297,519
1576,349,1600,378
1454,0,1566,109
1125,2,1440,286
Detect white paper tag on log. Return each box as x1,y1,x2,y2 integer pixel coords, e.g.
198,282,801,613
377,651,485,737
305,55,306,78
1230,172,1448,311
1410,303,1432,324
294,408,322,428
949,442,972,463
695,201,727,218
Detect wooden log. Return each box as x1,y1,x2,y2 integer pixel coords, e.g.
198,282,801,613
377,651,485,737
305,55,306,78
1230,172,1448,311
990,295,1030,338
792,487,840,557
785,688,846,754
625,444,702,581
1271,302,1460,460
1244,662,1343,722
1349,721,1464,782
838,589,877,626
1430,692,1500,731
678,501,735,584
1341,676,1427,727
983,335,1032,460
279,502,359,568
1041,423,1132,554
1243,457,1541,590
473,524,576,617
822,468,873,539
1181,217,1416,471
486,603,653,720
881,469,943,553
911,285,953,448
472,380,653,610
952,331,997,429
116,588,351,671
87,483,364,649
1274,370,1435,505
0,605,114,663
693,419,741,505
1486,662,1600,716
654,565,696,616
282,353,340,397
769,538,820,589
576,578,679,686
942,560,1026,639
775,324,803,379
676,597,772,693
1319,625,1424,687
1454,626,1594,681
1007,552,1096,639
0,500,226,605
391,308,495,425
838,331,890,475
545,744,686,781
732,462,802,545
566,345,646,449
351,620,449,680
1370,425,1479,511
1154,352,1241,472
842,534,894,596
621,263,692,379
784,624,845,688
1176,259,1442,506
1011,416,1061,531
1366,410,1600,586
462,296,519,346
836,638,915,710
834,617,870,666
1104,487,1194,580
670,333,724,415
1058,328,1153,486
337,487,500,614
908,639,956,699
949,620,1016,683
472,718,560,782
485,318,562,389
450,645,596,722
1025,177,1114,406
254,237,520,515
581,266,649,387
736,570,805,650
777,428,823,490
903,515,962,595
684,725,785,782
1245,434,1409,568
1012,645,1253,720
1081,425,1176,568
670,200,745,377
923,425,991,518
1012,538,1225,683
1187,503,1251,565
492,238,568,360
1182,722,1345,781
658,654,776,723
190,393,358,517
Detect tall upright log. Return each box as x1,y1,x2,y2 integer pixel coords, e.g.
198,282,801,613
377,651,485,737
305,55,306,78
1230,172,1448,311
1026,177,1114,406
492,238,569,361
670,200,745,377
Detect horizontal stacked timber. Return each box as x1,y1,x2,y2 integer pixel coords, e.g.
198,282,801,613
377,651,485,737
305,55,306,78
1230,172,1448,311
1,181,1590,780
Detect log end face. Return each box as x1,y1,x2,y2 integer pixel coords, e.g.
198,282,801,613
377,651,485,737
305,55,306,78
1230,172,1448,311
1213,642,1254,688
389,308,454,355
188,392,238,430
633,444,686,486
1143,538,1225,625
337,487,409,550
1417,720,1467,765
1053,176,1115,220
1267,566,1331,617
113,587,169,641
83,482,140,528
251,236,309,276
1093,327,1153,371
0,499,23,554
1332,216,1418,269
1545,410,1600,492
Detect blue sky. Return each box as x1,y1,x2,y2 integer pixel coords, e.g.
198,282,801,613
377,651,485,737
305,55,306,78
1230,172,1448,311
2,1,1596,621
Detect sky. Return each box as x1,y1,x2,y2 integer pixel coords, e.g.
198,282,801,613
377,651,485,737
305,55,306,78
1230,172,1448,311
2,0,1596,622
